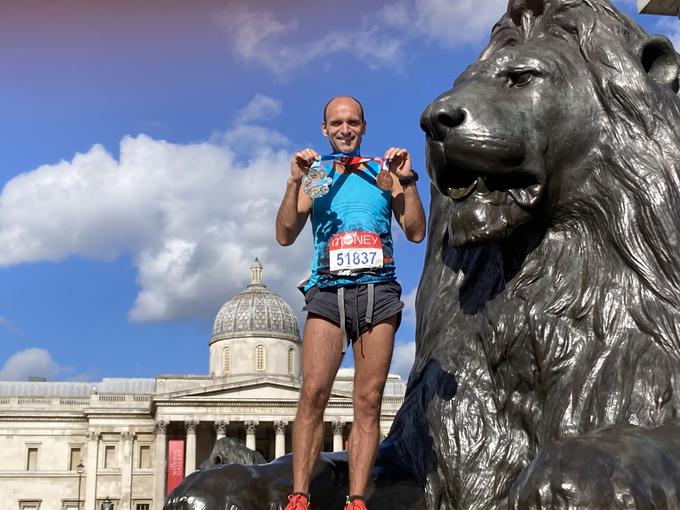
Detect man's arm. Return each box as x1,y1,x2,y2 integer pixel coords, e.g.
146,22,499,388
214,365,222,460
275,149,318,246
385,147,426,243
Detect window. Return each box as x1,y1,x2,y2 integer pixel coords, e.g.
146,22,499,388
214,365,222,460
69,447,82,471
138,444,151,469
26,447,38,471
63,503,79,510
222,346,231,374
136,504,151,510
255,345,265,371
19,501,41,510
288,348,295,375
104,445,116,468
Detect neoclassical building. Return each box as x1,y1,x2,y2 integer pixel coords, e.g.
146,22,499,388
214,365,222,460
0,260,406,510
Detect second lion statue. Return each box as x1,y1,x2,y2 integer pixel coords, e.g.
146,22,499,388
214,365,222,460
165,0,680,508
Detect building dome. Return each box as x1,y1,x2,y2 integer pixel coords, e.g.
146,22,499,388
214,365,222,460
211,259,301,344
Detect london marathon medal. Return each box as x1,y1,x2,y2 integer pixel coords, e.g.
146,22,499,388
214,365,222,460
302,158,334,199
376,159,393,191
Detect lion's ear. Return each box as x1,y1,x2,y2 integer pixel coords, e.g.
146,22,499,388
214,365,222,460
639,35,680,93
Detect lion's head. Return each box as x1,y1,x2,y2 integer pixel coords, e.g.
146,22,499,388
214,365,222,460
421,0,680,249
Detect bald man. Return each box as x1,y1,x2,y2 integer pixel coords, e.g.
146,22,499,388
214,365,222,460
276,96,426,510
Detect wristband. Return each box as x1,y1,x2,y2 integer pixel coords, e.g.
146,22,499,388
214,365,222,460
399,170,419,186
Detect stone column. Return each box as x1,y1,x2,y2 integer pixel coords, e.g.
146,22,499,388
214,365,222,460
332,422,345,452
184,420,199,475
84,431,100,510
214,420,229,440
274,421,288,458
152,421,168,510
244,421,258,451
120,431,135,510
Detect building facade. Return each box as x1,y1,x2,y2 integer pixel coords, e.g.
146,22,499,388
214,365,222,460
0,260,406,510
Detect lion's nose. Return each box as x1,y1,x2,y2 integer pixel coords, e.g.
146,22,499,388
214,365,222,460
420,99,467,141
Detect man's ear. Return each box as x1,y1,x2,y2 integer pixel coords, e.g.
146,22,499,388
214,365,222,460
361,120,367,135
639,35,680,93
321,121,328,137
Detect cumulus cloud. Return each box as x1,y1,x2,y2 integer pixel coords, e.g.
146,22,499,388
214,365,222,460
390,340,416,381
0,315,21,335
220,1,508,75
0,97,312,322
235,94,282,124
220,5,407,75
656,18,680,48
410,0,507,46
402,285,417,325
0,348,62,381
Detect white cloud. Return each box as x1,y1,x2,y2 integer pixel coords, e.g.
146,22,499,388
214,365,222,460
656,18,680,49
0,315,20,335
402,285,417,325
219,5,407,75
390,340,415,380
0,97,313,322
411,0,507,46
220,1,509,76
235,94,282,124
0,348,62,381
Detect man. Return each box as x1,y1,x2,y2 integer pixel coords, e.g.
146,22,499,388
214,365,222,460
275,96,426,510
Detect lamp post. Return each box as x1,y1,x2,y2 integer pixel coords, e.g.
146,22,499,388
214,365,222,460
101,496,114,510
76,462,84,510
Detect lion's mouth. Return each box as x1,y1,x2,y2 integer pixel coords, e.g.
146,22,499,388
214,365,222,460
445,169,542,209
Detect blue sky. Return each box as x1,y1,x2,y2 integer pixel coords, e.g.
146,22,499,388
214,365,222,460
0,0,676,382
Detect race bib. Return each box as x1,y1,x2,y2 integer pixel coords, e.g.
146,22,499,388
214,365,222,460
329,231,384,273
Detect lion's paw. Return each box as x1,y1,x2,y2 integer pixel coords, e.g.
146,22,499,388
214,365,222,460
508,424,680,510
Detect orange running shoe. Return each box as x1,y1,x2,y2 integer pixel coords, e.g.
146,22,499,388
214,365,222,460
344,496,368,510
284,493,310,510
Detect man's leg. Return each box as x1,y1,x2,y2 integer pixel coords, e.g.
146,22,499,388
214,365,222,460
291,313,345,494
348,315,397,498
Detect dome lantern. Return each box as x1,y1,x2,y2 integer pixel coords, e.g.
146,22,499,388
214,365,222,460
249,258,264,287
209,259,301,379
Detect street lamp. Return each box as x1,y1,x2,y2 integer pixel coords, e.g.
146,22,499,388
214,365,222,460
101,496,114,510
76,462,84,510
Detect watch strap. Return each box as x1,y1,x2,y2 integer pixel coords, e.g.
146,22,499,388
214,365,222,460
398,170,419,186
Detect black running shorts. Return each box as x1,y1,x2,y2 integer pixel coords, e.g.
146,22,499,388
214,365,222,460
302,280,404,342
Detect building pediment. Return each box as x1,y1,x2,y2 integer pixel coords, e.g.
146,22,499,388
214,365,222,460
154,376,352,402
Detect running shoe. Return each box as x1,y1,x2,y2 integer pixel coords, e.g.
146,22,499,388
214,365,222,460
344,496,368,510
283,493,310,510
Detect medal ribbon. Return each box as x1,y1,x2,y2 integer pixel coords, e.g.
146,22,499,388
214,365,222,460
319,154,393,191
319,154,388,172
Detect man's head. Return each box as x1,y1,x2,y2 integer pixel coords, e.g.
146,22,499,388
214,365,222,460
322,96,366,154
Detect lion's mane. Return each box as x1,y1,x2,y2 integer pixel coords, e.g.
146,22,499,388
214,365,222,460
391,0,680,507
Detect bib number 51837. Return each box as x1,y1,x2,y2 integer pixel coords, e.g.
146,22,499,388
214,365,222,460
329,231,383,273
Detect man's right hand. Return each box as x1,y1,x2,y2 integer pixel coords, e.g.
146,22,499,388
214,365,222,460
290,148,319,182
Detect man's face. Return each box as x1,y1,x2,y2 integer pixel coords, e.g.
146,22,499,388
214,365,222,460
322,98,366,154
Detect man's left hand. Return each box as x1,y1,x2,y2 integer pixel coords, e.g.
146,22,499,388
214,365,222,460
384,147,414,179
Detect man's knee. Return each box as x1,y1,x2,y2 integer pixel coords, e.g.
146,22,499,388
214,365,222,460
299,383,332,416
354,386,383,418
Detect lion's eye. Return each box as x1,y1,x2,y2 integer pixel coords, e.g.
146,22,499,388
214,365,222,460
506,70,535,88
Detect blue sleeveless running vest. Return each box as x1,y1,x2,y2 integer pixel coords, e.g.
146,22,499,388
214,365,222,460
304,153,396,291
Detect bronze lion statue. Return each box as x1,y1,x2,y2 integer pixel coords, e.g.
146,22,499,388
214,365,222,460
165,0,680,508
